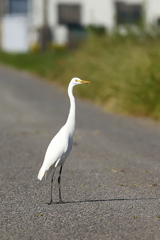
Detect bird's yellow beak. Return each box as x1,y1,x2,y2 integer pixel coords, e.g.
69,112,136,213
79,80,90,84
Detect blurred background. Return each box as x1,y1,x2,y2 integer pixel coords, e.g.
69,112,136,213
0,0,160,119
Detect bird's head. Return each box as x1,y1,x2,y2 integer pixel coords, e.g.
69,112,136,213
71,77,90,86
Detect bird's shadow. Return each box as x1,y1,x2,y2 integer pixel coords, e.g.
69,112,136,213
49,197,158,205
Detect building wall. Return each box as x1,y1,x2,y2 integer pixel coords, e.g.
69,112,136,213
29,0,160,47
82,0,115,30
2,0,160,52
145,0,160,26
47,0,115,30
44,0,115,45
2,15,29,52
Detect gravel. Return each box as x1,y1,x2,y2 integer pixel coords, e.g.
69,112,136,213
0,66,160,240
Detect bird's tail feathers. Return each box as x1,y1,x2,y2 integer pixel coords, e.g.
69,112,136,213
37,167,46,181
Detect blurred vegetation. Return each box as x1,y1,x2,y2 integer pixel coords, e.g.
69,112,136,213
0,32,160,120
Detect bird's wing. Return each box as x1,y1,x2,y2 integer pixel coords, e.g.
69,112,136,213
42,127,69,171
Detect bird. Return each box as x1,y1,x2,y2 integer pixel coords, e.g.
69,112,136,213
38,77,90,204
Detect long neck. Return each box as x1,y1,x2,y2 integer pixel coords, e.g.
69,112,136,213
65,83,76,135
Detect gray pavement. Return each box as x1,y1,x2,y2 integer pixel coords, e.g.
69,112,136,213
0,66,160,240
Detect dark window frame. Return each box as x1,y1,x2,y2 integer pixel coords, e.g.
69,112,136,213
8,0,28,14
115,1,142,25
58,4,81,25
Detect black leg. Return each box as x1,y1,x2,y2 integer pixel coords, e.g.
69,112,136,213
48,167,56,205
58,165,63,203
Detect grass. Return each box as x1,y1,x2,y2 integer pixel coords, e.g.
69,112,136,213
0,49,68,78
0,34,160,120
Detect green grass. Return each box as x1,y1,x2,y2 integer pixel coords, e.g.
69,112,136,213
0,34,160,120
0,49,68,78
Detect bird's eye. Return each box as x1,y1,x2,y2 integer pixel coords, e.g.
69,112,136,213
75,79,80,83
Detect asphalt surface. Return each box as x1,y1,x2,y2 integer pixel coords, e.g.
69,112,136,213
0,66,160,240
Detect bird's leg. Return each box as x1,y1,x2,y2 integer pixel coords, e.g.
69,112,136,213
48,167,56,205
58,165,63,203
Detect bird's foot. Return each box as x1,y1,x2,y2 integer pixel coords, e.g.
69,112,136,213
47,199,64,205
48,200,53,205
59,199,64,204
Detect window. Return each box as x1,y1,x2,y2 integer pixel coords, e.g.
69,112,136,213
58,4,81,25
115,1,142,25
9,0,28,14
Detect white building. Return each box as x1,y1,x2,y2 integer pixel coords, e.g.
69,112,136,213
1,0,160,52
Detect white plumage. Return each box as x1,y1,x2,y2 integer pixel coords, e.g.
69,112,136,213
38,125,73,180
38,77,90,204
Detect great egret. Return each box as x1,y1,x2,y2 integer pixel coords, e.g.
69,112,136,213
38,77,90,204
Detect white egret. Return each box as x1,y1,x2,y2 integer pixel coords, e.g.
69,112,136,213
38,77,90,204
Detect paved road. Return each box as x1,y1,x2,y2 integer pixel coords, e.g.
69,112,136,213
0,66,160,240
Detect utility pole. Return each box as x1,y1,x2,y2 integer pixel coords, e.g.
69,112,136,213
40,0,48,51
0,0,4,49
